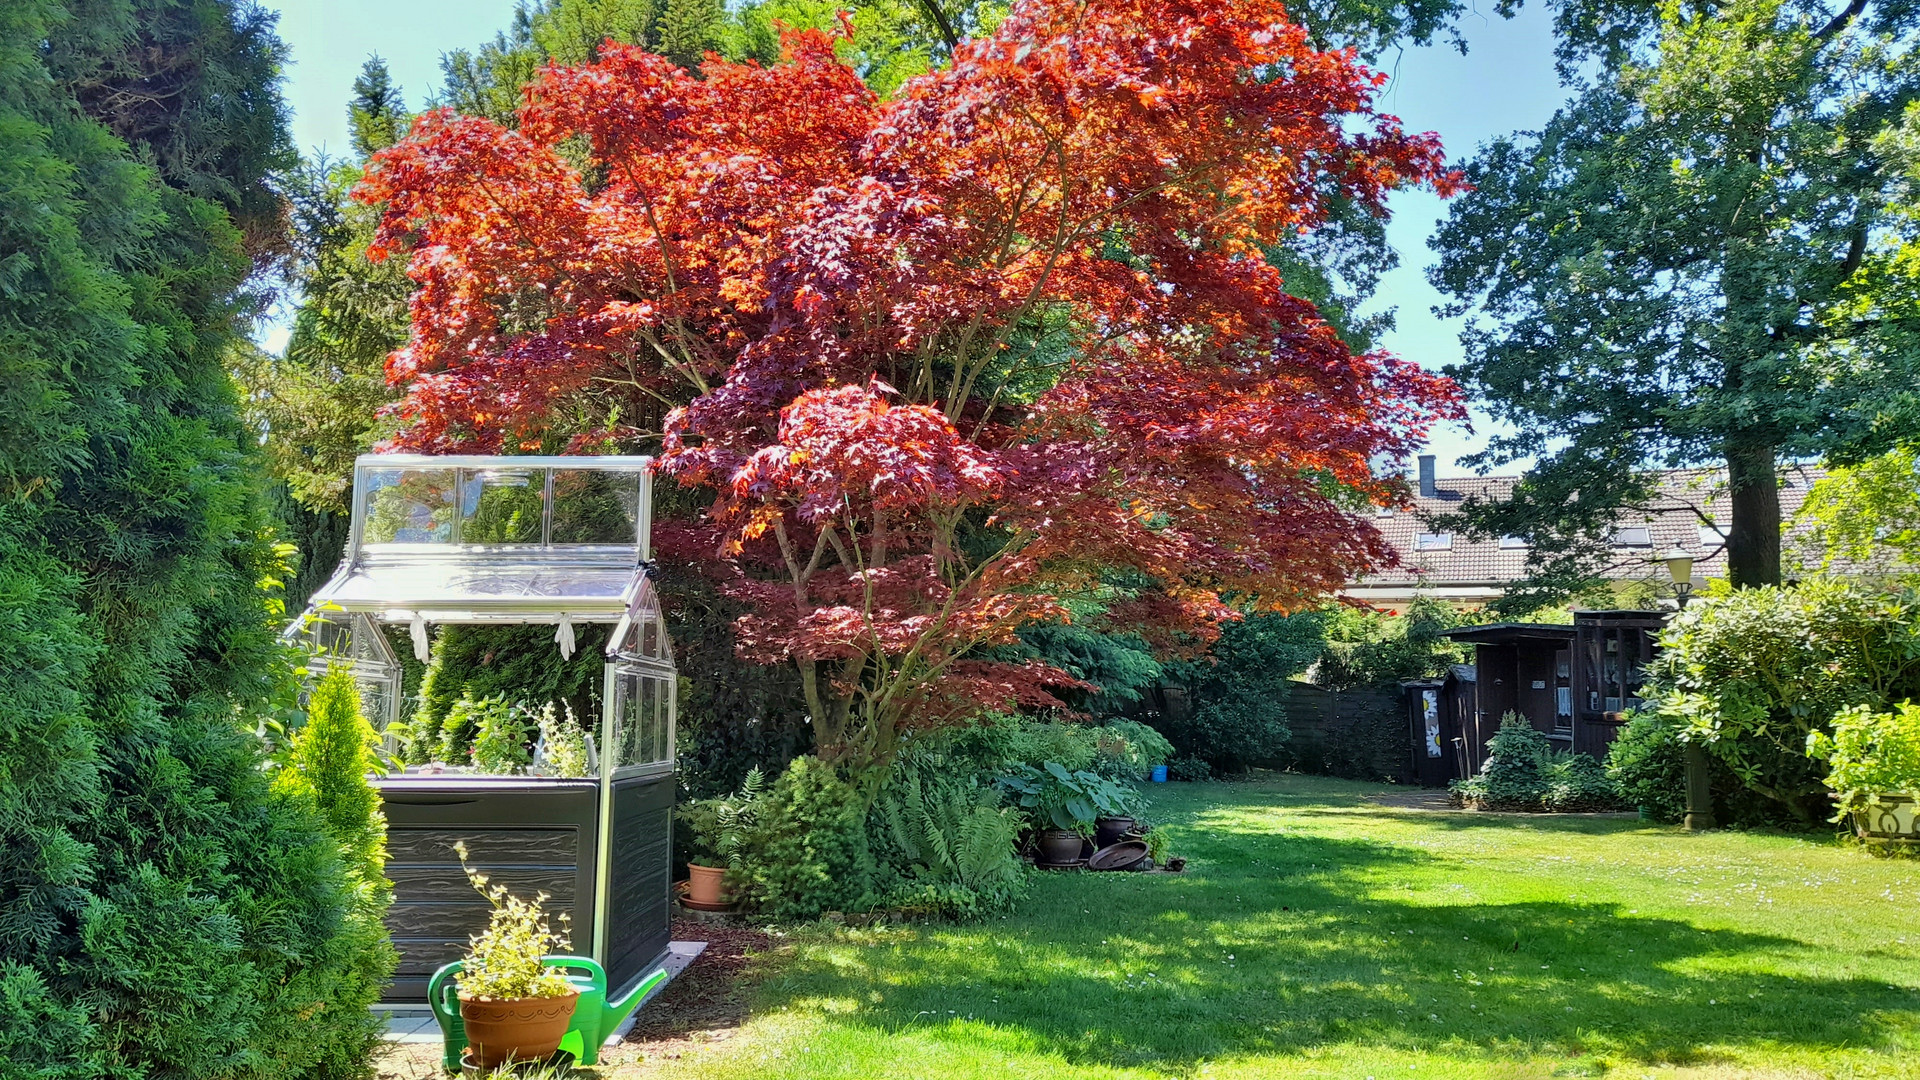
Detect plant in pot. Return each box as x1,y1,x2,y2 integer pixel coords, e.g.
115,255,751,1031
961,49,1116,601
1000,762,1144,864
451,841,578,1071
677,767,764,907
1809,702,1920,842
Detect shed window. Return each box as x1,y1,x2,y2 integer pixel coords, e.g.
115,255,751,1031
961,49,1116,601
1613,526,1652,548
1415,532,1453,551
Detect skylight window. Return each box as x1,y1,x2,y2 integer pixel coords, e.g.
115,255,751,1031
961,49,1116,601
1416,532,1453,551
1613,526,1652,548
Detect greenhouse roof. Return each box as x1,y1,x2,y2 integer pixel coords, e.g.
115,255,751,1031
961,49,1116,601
303,454,657,627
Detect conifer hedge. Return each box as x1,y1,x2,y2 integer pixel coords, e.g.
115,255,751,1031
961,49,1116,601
0,2,390,1075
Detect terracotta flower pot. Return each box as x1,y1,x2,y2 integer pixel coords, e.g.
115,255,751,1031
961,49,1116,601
459,989,579,1071
686,863,728,906
1036,828,1084,865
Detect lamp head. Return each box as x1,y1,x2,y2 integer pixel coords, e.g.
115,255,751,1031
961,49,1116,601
1663,547,1694,589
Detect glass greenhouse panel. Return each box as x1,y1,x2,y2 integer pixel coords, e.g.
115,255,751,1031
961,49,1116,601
288,612,403,732
459,466,546,544
551,469,642,545
362,468,458,543
607,665,674,773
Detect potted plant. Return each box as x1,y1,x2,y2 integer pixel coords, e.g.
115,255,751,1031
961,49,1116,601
450,841,578,1070
1000,762,1145,864
677,767,764,906
1809,702,1920,843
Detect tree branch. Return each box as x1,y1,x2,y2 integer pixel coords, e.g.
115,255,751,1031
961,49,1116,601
916,0,961,52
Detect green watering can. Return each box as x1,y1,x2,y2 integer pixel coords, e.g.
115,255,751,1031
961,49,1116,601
427,955,669,1071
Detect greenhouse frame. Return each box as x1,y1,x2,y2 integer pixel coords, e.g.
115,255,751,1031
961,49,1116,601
287,454,677,1003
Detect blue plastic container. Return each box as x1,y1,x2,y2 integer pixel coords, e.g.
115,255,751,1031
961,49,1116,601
1150,764,1168,783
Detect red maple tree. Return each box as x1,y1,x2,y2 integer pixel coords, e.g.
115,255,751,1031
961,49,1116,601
358,0,1464,768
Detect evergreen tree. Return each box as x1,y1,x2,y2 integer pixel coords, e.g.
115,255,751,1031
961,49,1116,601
659,0,727,70
347,55,406,157
1430,0,1920,603
0,1,386,1075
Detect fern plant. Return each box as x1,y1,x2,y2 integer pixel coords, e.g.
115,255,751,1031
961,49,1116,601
875,756,1026,914
678,767,766,867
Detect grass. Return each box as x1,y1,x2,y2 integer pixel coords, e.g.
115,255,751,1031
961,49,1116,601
609,775,1920,1080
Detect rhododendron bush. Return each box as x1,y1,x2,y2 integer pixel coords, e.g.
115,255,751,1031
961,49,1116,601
357,0,1463,768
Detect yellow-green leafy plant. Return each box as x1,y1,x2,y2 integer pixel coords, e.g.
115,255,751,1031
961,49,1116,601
1808,702,1920,821
535,702,593,778
452,841,575,1001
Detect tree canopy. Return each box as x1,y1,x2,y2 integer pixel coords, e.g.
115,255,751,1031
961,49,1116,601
1430,0,1920,605
355,0,1465,767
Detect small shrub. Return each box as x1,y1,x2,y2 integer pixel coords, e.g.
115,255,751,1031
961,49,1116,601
1606,710,1793,827
1649,578,1920,823
1167,755,1214,782
468,696,531,774
533,702,592,778
1097,719,1175,775
1157,610,1327,769
735,757,876,918
1456,716,1628,813
271,668,395,1071
1809,702,1920,822
1542,750,1627,812
1604,712,1691,823
451,842,574,1001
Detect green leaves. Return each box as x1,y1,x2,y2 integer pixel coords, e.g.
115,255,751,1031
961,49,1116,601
1647,577,1920,820
1431,0,1920,595
999,760,1144,834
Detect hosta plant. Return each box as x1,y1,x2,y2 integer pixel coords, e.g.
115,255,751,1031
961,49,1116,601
452,841,575,1000
999,761,1144,837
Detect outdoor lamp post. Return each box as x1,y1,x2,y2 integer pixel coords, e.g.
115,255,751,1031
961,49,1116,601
1662,546,1716,830
1663,547,1695,607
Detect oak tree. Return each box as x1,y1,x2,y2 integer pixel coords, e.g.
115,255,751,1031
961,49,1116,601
1431,0,1920,601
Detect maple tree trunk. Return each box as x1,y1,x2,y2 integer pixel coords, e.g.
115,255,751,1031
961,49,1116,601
1724,436,1781,589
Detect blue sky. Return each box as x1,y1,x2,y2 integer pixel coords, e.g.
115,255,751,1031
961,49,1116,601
262,1,1567,475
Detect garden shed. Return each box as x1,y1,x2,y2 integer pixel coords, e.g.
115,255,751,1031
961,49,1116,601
287,454,677,1003
1438,610,1664,777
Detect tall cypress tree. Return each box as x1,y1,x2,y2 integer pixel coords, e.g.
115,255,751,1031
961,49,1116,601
0,1,387,1076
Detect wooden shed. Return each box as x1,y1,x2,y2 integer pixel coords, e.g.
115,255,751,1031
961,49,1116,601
1440,610,1665,766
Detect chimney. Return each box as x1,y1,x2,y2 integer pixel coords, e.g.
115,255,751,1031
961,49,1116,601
1418,454,1437,498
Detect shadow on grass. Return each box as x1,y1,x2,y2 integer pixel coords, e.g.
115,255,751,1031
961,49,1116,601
753,825,1917,1073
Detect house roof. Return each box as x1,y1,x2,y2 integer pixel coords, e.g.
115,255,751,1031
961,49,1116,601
1355,464,1827,590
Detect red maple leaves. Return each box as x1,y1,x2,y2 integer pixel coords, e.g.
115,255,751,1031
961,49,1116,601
357,0,1464,765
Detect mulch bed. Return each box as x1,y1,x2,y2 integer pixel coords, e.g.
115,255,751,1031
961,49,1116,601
615,918,774,1050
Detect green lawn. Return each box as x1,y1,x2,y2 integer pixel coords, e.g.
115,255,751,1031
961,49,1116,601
628,775,1920,1080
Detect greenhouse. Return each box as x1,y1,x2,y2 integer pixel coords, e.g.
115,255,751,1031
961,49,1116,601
287,454,677,1003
